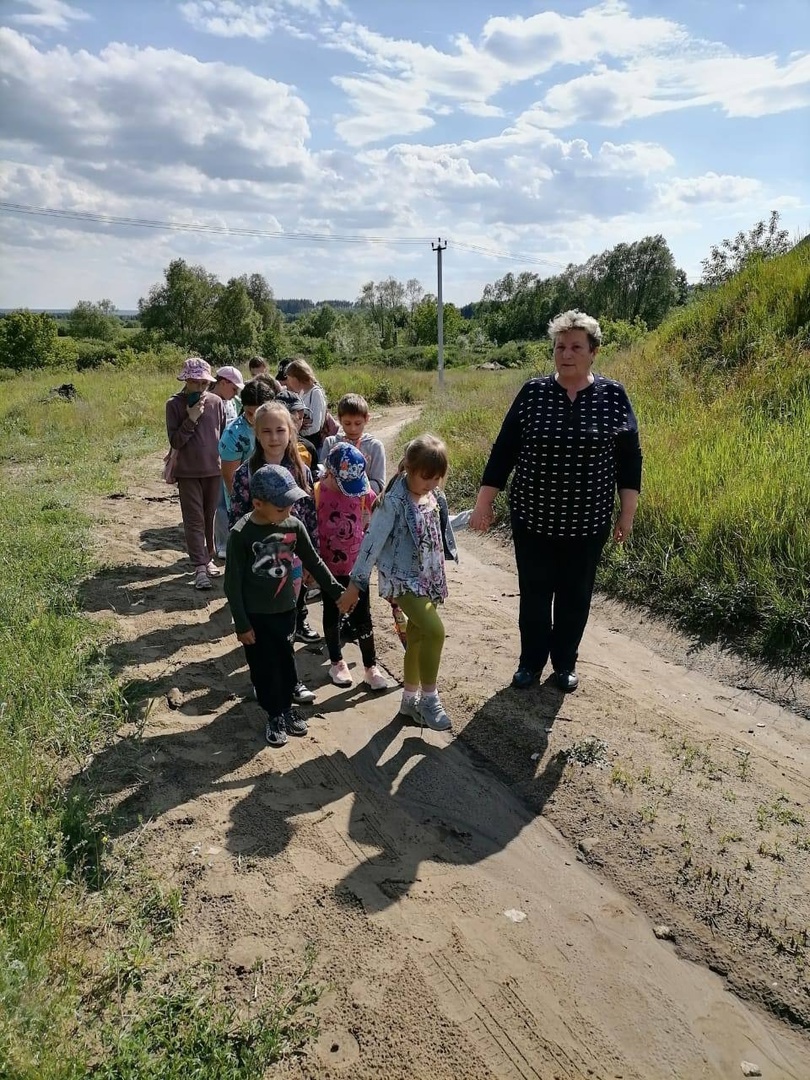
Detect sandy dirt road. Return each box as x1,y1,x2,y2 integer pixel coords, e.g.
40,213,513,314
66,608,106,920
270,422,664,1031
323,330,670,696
84,406,810,1078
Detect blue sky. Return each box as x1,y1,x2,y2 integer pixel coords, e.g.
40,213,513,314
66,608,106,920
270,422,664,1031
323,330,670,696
0,0,808,308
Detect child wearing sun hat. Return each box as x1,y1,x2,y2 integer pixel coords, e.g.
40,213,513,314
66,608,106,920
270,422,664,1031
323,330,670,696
166,357,228,590
315,443,388,691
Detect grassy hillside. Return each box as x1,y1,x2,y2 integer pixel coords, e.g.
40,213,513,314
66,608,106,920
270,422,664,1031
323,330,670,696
422,242,810,669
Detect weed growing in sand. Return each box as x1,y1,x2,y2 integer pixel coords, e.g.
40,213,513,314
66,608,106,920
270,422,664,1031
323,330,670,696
639,803,659,826
565,737,609,767
610,765,635,792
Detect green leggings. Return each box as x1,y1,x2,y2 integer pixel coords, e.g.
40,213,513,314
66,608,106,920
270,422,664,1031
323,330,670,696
395,592,446,688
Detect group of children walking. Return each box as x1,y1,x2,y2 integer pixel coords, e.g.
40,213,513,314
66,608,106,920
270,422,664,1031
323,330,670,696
166,356,457,748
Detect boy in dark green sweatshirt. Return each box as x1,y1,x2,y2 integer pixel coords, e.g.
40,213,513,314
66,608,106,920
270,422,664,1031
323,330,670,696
224,464,346,747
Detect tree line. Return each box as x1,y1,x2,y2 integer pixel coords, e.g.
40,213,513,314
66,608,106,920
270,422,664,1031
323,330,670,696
0,214,796,372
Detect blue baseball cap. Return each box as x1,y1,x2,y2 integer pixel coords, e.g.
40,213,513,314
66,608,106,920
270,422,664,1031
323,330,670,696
327,443,371,497
250,464,307,507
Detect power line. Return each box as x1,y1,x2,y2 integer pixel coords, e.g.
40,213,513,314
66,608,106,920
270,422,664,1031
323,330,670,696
0,201,432,246
0,200,568,269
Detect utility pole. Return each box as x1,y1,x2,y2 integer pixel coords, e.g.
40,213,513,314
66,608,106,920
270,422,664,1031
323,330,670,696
432,237,447,389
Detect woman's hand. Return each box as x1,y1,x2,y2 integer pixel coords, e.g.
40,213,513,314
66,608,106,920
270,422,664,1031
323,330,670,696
470,500,495,532
470,485,499,531
337,582,360,615
237,628,256,645
613,512,634,543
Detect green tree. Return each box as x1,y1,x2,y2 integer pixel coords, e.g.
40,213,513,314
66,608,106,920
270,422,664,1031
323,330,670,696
259,325,284,363
410,296,464,345
67,299,120,341
700,211,792,286
585,234,678,327
138,259,221,350
212,278,261,361
301,304,338,339
0,309,58,371
358,278,407,348
238,272,280,331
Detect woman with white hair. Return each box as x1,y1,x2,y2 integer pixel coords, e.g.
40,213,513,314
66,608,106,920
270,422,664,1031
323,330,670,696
470,310,642,692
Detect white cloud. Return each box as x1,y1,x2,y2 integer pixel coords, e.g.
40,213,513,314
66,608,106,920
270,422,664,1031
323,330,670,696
0,28,313,185
319,3,810,145
526,52,810,128
8,0,89,32
179,0,344,40
656,172,763,209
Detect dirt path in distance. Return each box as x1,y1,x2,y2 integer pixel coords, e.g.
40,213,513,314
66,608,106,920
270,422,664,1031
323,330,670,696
84,404,810,1079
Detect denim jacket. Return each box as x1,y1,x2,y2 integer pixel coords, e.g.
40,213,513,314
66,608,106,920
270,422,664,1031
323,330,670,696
350,474,459,594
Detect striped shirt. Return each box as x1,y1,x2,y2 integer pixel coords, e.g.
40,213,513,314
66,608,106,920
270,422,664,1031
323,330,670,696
481,375,642,538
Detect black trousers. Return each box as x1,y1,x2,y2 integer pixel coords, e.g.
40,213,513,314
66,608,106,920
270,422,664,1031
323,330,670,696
322,575,377,667
242,609,297,718
296,585,309,630
511,517,610,674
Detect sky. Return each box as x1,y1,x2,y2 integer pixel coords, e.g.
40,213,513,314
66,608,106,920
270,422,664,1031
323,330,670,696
0,0,808,309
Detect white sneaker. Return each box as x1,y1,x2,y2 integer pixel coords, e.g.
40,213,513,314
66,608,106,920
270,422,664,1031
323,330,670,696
398,695,421,722
418,695,452,731
194,568,212,590
364,665,389,691
329,660,353,688
206,560,223,577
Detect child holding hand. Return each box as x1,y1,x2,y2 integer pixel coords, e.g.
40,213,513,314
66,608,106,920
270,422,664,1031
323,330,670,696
224,464,345,748
339,435,458,731
316,444,387,692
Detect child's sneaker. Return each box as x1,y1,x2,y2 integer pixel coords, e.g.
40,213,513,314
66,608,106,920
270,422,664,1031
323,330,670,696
205,560,223,577
265,715,288,747
194,567,212,590
292,681,315,705
398,694,421,723
284,708,308,737
417,696,452,731
329,660,353,688
363,665,388,691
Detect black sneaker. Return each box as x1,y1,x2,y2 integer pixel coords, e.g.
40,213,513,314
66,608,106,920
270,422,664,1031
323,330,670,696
265,715,288,747
292,681,315,705
284,708,309,737
553,669,579,692
295,621,322,643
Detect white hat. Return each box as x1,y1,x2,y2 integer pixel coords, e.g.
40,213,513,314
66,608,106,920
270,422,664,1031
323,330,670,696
215,365,245,390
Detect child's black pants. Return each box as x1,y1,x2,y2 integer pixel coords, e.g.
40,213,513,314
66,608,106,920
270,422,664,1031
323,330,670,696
242,609,297,718
322,575,376,667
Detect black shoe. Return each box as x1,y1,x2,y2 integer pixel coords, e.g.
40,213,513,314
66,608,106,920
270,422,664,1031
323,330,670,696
284,708,309,737
295,621,322,643
512,666,540,690
265,715,288,747
553,669,579,692
292,681,315,705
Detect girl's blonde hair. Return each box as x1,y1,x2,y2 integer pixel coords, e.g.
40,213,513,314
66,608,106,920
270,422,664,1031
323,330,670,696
250,401,310,492
390,434,448,491
284,357,317,387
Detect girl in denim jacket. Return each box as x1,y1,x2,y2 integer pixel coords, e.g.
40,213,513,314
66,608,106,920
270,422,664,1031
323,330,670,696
339,435,458,731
